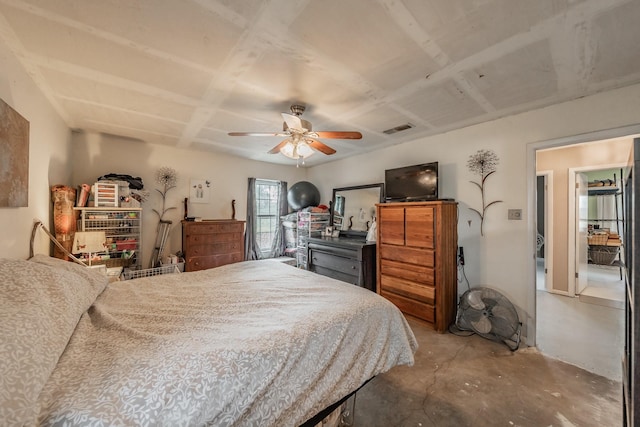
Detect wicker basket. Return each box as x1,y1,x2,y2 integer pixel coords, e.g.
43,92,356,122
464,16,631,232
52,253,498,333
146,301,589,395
588,234,609,245
588,245,619,265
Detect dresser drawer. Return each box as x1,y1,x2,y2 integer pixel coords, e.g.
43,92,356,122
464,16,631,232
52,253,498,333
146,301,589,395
405,206,435,248
186,253,243,271
187,221,244,234
381,290,435,324
187,232,242,245
309,265,359,286
188,241,242,256
380,259,434,285
379,244,434,267
380,275,435,305
309,249,360,276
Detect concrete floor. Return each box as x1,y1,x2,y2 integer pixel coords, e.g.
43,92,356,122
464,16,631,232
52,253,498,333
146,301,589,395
536,258,625,381
353,317,621,427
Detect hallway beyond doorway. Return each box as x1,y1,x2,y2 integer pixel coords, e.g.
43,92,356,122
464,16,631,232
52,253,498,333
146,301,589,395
536,258,624,380
579,264,624,309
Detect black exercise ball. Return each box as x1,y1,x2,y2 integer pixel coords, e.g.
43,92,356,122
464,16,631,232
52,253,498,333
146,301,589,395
287,181,320,211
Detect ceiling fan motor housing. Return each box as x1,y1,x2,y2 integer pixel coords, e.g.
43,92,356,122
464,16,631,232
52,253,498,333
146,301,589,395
290,104,305,116
283,119,312,132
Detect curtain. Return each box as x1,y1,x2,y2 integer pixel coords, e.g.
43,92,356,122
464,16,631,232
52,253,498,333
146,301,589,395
244,178,262,260
268,181,288,258
245,178,288,260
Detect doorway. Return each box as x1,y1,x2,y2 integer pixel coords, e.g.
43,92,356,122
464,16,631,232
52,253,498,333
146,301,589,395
533,136,631,381
569,167,626,308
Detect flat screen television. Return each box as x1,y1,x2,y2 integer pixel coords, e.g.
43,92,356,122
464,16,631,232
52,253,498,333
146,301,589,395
384,162,438,202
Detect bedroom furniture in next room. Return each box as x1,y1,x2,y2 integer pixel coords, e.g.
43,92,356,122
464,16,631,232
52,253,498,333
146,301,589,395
0,255,417,426
307,235,376,292
182,219,245,271
376,200,458,332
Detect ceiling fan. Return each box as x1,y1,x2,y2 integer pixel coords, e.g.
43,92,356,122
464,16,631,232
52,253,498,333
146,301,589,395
228,104,362,165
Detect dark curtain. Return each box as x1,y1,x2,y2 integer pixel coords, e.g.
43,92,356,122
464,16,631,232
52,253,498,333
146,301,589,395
268,180,288,258
244,178,262,260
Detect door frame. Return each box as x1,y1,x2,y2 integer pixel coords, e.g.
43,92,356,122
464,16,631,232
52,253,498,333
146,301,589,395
568,163,627,296
526,123,640,347
536,170,554,292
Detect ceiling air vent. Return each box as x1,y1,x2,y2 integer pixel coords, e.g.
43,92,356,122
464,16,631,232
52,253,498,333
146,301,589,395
382,123,414,135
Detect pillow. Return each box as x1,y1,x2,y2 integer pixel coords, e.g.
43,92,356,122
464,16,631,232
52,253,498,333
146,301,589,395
0,256,108,425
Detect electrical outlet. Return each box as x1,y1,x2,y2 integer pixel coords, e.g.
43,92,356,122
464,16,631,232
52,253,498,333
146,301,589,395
508,209,522,220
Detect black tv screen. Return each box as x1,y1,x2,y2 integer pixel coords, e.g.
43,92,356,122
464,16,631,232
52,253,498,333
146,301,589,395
384,162,438,202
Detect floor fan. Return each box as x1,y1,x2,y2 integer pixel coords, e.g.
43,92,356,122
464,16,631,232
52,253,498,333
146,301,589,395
456,287,522,351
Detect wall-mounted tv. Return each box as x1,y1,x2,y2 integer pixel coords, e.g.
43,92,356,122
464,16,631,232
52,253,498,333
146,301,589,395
384,162,439,202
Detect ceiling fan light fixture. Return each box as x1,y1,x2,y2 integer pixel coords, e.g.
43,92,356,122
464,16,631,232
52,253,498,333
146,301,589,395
279,141,297,159
296,141,315,158
279,140,315,160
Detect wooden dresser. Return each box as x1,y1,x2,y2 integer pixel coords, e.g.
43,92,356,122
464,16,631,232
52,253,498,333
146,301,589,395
376,201,458,332
307,235,376,292
182,220,245,272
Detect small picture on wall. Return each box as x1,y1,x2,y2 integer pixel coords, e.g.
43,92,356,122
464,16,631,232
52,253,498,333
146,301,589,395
190,179,211,204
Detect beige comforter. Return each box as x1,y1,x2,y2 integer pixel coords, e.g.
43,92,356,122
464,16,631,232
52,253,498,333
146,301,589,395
30,259,416,426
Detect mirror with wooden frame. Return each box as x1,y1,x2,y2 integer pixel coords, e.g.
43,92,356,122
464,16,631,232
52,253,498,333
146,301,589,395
331,183,384,234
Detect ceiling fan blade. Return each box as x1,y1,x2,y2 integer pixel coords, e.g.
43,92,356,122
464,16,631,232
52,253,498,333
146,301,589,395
268,139,291,154
228,132,288,137
314,131,362,140
281,113,304,130
307,138,336,155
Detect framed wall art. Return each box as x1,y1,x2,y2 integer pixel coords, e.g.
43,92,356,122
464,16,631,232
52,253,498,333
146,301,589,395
0,98,29,207
190,179,211,204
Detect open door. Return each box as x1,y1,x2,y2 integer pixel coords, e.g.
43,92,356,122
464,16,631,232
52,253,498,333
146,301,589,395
622,137,639,426
536,171,553,291
576,172,589,295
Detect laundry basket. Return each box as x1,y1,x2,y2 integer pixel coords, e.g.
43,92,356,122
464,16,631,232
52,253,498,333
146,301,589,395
588,245,619,265
121,263,183,280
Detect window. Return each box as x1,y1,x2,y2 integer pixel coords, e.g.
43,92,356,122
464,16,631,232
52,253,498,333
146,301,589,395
255,179,282,256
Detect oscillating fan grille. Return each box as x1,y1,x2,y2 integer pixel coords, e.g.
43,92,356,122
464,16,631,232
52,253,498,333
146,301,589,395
456,287,522,350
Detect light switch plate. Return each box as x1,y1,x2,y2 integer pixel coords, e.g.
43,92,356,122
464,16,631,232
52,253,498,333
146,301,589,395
508,209,522,220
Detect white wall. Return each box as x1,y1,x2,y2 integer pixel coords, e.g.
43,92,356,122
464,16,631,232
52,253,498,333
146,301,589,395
307,82,640,340
71,131,307,268
0,39,72,259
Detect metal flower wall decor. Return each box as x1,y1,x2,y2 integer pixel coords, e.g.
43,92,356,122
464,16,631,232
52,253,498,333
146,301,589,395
152,166,177,220
467,149,502,236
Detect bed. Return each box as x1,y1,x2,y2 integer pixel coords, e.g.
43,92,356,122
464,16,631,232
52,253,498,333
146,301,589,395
0,255,417,426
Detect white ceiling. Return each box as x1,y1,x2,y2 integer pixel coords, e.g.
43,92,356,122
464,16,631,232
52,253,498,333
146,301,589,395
1,0,640,166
